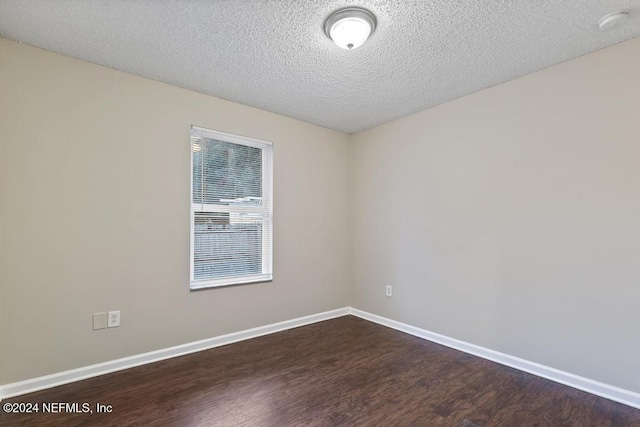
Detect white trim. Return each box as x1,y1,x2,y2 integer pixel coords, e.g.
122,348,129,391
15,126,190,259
349,308,640,410
0,307,350,401
192,204,268,214
190,273,272,289
261,145,272,275
189,132,195,283
190,125,272,150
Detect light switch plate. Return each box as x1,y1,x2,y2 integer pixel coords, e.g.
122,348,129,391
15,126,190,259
93,312,107,330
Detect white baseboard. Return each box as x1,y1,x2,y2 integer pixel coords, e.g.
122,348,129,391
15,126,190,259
3,306,639,411
0,307,350,401
350,308,640,410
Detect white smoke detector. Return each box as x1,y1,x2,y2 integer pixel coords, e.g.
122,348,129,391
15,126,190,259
598,11,630,31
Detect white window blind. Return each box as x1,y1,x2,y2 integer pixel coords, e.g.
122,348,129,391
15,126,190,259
190,126,273,289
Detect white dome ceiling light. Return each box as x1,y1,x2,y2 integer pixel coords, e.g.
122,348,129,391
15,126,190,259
598,11,630,31
324,7,377,50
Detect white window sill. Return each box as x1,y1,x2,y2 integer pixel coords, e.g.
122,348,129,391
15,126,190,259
190,274,273,291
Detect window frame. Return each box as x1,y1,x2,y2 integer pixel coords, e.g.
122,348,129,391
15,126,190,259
190,125,273,290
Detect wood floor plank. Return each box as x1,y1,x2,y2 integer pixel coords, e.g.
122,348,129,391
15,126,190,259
1,316,639,426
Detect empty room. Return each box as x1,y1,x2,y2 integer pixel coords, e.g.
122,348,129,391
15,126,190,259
1,1,639,425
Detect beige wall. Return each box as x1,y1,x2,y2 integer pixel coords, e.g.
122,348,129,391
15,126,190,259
0,39,351,384
2,34,640,395
351,37,640,393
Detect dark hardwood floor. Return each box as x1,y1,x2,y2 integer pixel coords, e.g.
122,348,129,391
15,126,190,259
2,316,639,426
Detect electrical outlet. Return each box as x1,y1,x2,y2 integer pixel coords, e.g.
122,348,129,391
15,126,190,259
93,312,107,330
385,285,392,297
107,310,120,328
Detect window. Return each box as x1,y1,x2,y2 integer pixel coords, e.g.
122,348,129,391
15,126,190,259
190,126,273,289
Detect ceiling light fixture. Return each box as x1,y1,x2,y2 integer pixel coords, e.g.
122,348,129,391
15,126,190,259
598,11,630,31
324,7,376,50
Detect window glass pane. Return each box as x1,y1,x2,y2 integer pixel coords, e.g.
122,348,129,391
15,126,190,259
192,137,262,205
193,211,263,281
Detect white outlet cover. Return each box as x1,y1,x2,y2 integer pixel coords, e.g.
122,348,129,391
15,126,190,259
107,310,120,328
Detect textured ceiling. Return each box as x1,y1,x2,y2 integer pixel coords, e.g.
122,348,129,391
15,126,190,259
1,1,639,133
